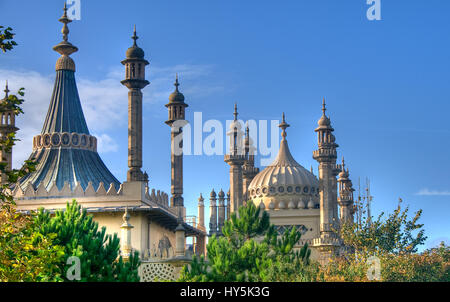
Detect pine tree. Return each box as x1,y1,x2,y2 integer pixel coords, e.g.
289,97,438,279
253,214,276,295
36,200,140,282
179,201,310,282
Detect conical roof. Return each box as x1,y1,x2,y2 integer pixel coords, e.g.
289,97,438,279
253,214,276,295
18,5,120,193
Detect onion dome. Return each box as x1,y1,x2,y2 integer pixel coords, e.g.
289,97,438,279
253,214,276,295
218,189,225,198
125,26,145,59
339,157,349,179
248,113,319,199
168,74,185,104
317,98,332,128
298,199,306,209
210,189,216,198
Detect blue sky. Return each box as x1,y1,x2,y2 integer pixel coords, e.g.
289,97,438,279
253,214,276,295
1,0,449,250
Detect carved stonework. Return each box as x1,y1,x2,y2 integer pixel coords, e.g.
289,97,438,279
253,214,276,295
33,132,97,152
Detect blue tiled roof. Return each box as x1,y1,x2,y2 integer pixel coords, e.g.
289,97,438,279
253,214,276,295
19,68,120,192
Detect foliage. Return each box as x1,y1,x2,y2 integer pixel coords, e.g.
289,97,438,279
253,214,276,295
0,202,64,281
0,26,17,53
35,200,141,282
339,198,427,255
179,202,311,282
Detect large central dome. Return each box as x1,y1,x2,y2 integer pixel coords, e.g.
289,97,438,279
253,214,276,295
248,114,319,207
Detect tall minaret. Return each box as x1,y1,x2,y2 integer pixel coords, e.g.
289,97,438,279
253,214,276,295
337,158,355,223
209,189,217,236
242,125,259,201
121,26,149,182
313,99,340,239
224,104,246,213
165,75,188,218
217,189,226,235
0,81,18,184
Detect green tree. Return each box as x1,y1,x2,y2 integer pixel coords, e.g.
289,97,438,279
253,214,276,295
0,86,62,281
0,26,17,53
339,198,427,255
35,200,140,282
179,202,310,282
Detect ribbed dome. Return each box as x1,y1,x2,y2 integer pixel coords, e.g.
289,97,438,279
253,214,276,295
248,139,319,198
126,45,145,59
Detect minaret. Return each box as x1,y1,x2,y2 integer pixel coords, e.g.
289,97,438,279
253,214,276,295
121,26,149,182
209,189,217,236
197,193,205,230
312,98,341,264
217,189,226,235
242,125,259,201
165,75,188,219
224,104,246,213
337,157,355,223
0,81,18,184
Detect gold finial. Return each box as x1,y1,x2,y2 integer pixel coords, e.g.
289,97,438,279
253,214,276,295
233,103,238,121
279,112,290,140
59,2,72,42
132,25,138,46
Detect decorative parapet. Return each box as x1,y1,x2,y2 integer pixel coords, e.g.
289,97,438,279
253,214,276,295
145,187,169,208
312,236,342,248
13,181,122,199
33,132,97,152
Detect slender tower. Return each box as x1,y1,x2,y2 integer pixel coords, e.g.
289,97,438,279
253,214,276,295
224,104,246,213
121,26,149,182
337,158,355,223
312,98,341,264
242,125,259,201
165,75,188,218
0,82,18,184
209,189,217,236
217,189,226,235
198,193,205,230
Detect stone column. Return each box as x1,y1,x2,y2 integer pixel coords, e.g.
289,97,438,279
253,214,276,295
209,189,217,236
198,193,205,229
120,208,134,260
217,189,226,235
175,223,185,257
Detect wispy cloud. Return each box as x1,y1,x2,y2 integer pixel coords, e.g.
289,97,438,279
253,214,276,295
0,63,222,168
416,188,450,196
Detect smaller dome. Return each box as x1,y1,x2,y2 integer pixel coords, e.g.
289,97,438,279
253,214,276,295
278,200,286,209
168,76,185,104
318,114,331,127
169,90,185,103
218,189,225,198
210,189,216,198
126,45,145,59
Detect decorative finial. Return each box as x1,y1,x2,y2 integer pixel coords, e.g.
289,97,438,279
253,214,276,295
4,81,9,98
132,25,138,46
199,193,204,201
342,157,345,169
174,73,180,91
59,2,72,42
310,165,313,173
279,112,290,140
322,98,327,116
233,103,238,121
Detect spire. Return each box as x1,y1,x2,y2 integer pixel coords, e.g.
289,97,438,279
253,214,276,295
3,81,9,98
132,24,138,46
341,157,345,170
233,103,238,121
174,73,180,92
60,2,71,42
53,3,78,57
279,112,290,140
322,97,327,116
